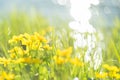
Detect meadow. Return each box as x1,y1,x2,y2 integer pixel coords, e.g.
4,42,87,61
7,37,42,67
0,12,120,80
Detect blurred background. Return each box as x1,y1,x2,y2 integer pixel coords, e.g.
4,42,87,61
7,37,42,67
0,0,71,26
0,1,119,79
0,0,120,27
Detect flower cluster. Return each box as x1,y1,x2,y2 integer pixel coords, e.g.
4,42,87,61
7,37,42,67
96,64,120,79
8,32,51,51
0,71,14,80
0,32,52,67
53,47,84,66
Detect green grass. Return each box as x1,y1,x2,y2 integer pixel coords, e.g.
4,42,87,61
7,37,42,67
0,12,120,80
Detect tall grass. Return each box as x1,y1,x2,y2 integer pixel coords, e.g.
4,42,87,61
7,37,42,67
103,18,120,65
0,12,49,56
0,12,119,80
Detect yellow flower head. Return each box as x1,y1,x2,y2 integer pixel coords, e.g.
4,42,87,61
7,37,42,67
0,58,12,67
1,71,14,80
14,57,41,64
43,45,52,50
57,47,72,57
113,73,120,79
103,64,119,72
34,32,47,43
96,72,108,79
111,66,119,72
70,57,84,66
53,56,65,65
10,53,16,59
102,64,110,69
8,34,23,44
14,58,25,64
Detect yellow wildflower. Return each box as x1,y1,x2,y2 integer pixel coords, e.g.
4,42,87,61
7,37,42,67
110,66,119,72
23,39,32,46
23,57,41,64
1,71,14,80
10,53,16,58
96,72,108,79
8,49,15,53
31,58,41,63
57,47,72,57
70,57,84,66
103,64,119,72
108,71,120,79
114,73,120,79
14,57,41,64
43,45,52,50
8,35,19,43
31,42,40,50
0,76,3,80
8,34,24,44
14,47,24,56
9,46,29,57
53,56,65,65
14,58,25,64
34,32,47,43
23,33,31,39
0,58,12,67
102,64,110,70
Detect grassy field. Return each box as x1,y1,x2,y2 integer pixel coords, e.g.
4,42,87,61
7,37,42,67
0,12,120,80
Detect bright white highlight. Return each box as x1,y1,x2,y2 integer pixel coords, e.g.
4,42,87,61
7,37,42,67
68,0,101,69
69,21,96,33
69,0,99,33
